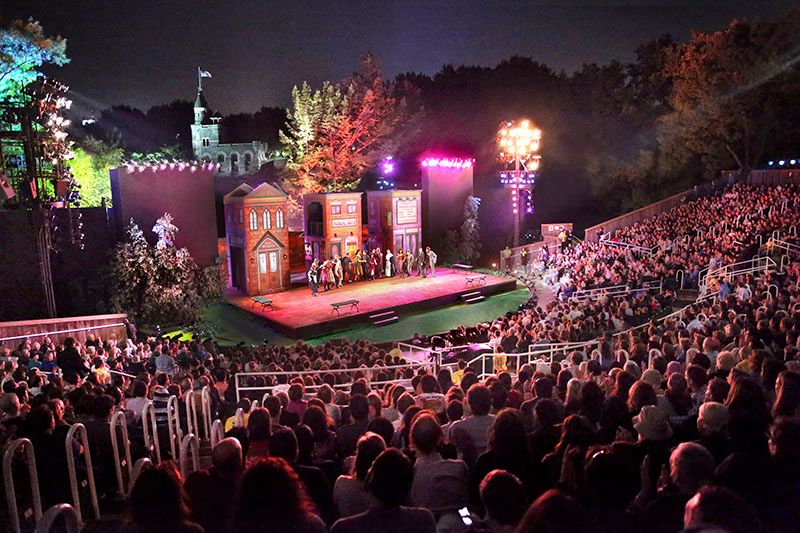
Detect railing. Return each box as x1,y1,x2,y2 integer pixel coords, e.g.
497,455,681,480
234,361,433,401
35,504,80,533
4,438,42,533
499,238,560,273
599,235,660,256
200,386,213,442
110,411,132,499
142,401,161,464
184,391,200,439
179,434,200,479
767,238,800,258
569,279,663,302
167,396,183,462
210,419,224,448
65,423,100,524
698,256,777,298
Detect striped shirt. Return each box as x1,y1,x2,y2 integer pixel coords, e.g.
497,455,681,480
153,386,171,425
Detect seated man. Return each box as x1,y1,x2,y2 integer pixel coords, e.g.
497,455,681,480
184,437,243,533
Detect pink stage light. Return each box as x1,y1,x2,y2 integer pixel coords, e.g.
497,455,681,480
420,157,474,169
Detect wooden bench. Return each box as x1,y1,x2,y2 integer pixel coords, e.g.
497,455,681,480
251,296,273,310
465,275,487,287
452,263,474,272
331,299,360,316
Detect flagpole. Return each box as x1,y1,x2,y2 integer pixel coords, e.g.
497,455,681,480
197,66,202,92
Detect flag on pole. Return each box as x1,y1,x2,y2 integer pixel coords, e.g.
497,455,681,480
198,68,212,78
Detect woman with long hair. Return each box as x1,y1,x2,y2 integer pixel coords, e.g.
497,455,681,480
472,408,544,503
726,375,770,456
772,371,800,419
303,405,337,462
230,457,326,533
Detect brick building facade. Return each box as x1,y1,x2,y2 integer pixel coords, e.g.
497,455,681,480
302,192,363,262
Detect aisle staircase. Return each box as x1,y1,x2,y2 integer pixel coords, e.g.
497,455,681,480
369,310,399,326
460,290,485,304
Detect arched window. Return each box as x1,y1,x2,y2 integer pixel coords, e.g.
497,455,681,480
217,153,225,163
276,208,285,229
249,209,258,230
244,152,253,171
230,153,239,173
263,209,271,229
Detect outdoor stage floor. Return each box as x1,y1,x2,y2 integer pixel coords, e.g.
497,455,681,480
227,268,518,338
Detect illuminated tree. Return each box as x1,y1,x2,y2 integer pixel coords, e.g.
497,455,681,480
68,137,123,207
0,18,68,98
280,54,411,194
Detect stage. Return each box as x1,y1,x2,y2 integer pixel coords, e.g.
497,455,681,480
227,268,519,338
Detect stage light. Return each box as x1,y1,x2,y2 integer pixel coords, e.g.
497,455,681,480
769,161,774,166
779,160,785,165
792,160,797,165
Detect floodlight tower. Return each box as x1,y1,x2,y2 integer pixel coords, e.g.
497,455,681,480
498,119,542,248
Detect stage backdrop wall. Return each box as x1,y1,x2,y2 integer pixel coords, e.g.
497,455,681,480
110,164,218,267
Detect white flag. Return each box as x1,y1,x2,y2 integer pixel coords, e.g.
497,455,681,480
198,68,212,78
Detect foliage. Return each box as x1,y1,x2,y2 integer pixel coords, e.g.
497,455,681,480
280,53,414,194
110,217,222,327
0,18,68,99
129,145,184,163
440,196,482,264
68,137,123,207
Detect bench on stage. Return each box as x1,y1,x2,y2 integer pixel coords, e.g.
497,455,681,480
465,275,487,287
331,299,360,316
452,263,474,272
251,296,273,310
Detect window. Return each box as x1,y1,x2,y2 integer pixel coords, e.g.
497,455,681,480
347,202,357,214
226,207,231,224
249,210,258,230
263,209,271,229
369,200,376,216
276,209,285,228
259,253,268,273
244,152,253,171
269,251,278,272
386,211,392,226
238,209,244,224
202,138,210,147
230,153,239,173
331,204,342,215
217,154,225,163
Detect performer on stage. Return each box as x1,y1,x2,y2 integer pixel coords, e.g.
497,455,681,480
334,255,344,288
385,249,394,277
426,246,438,277
396,250,405,277
416,248,428,278
308,260,319,296
404,249,413,277
341,252,351,283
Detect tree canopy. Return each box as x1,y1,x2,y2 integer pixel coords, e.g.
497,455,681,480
0,18,68,98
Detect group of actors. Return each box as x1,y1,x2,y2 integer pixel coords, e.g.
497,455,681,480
307,246,438,296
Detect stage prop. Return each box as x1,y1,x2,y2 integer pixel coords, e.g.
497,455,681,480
366,189,422,253
223,182,291,295
110,163,219,267
227,267,517,338
303,192,363,261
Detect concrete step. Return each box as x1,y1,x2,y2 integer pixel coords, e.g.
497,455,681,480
369,310,396,320
463,295,486,304
461,291,482,299
373,316,399,327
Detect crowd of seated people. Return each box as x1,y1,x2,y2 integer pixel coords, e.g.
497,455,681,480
1,182,800,532
539,184,799,298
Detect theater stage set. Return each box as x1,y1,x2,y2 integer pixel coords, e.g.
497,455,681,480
227,267,518,338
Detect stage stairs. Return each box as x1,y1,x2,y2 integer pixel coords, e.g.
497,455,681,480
370,310,399,327
461,290,486,304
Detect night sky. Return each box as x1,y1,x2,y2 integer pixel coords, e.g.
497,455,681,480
4,1,795,115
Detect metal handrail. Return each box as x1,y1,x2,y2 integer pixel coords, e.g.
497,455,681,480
110,411,132,498
200,386,213,442
599,236,659,255
65,423,100,524
184,391,199,438
3,438,43,533
35,504,80,533
166,396,183,462
210,419,224,448
142,401,161,464
570,279,662,302
179,434,200,479
128,458,152,497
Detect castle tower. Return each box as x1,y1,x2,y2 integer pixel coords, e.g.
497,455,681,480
191,89,220,160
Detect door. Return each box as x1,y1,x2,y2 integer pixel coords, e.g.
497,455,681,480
394,234,404,254
408,232,418,253
258,244,283,292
